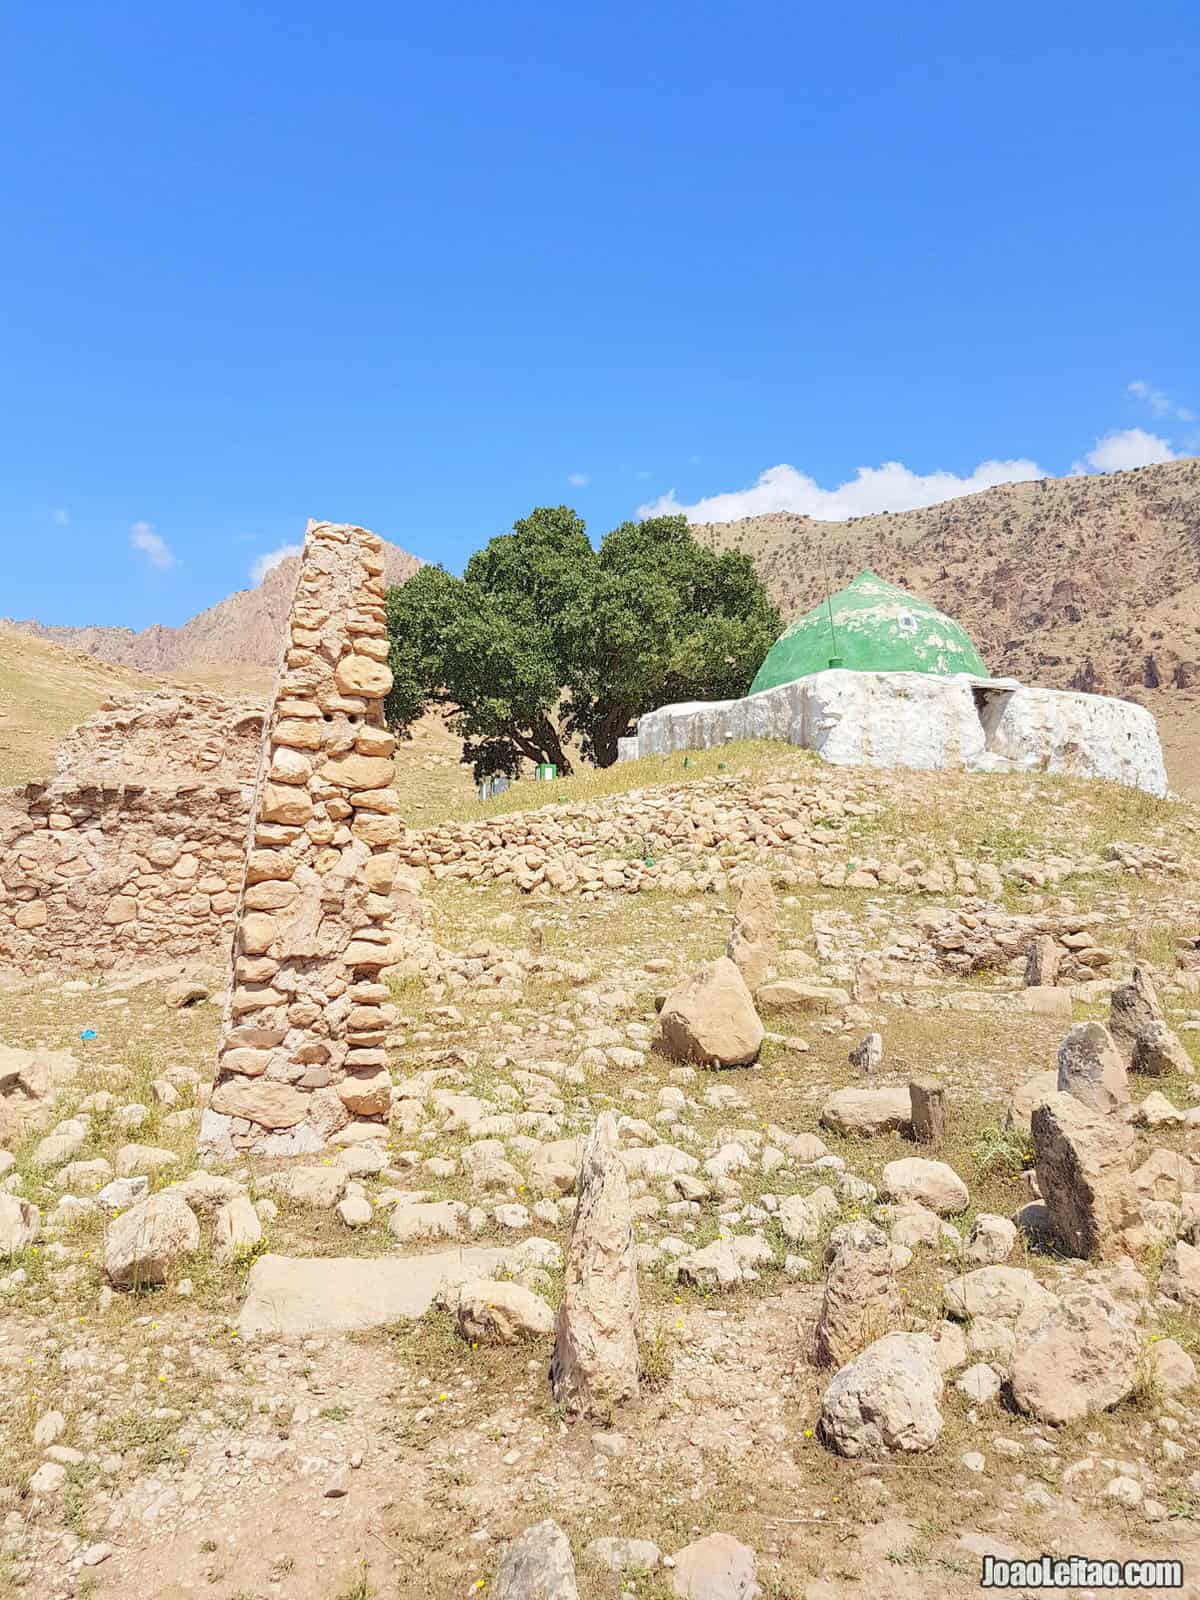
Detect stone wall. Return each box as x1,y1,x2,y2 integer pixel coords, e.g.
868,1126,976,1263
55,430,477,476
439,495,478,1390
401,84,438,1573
0,687,265,976
0,779,248,973
201,521,413,1158
632,670,1169,797
54,688,264,784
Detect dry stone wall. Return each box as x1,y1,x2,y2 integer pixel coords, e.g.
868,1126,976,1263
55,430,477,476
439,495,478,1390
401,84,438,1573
0,779,248,973
201,521,413,1158
0,691,265,975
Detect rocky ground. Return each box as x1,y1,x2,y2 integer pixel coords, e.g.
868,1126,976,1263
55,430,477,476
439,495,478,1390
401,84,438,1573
2,744,1200,1600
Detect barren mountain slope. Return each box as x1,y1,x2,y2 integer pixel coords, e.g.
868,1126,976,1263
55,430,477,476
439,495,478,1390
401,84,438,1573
3,538,421,675
693,457,1200,695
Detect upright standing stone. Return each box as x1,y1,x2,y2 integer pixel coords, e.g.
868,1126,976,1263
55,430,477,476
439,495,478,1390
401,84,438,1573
551,1112,640,1416
909,1077,945,1144
1056,1022,1129,1115
813,1220,901,1368
1024,935,1061,988
1109,965,1164,1058
201,522,412,1158
1031,1092,1142,1259
726,870,778,992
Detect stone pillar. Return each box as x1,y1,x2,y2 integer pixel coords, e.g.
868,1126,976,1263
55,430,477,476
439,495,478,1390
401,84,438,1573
909,1077,945,1145
200,521,404,1158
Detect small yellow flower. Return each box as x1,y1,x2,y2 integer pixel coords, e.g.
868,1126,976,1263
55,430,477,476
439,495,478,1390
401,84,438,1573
803,1427,814,1439
474,1582,486,1592
438,1392,449,1401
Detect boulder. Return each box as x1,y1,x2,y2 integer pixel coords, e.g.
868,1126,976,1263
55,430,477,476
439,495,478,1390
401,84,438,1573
964,1213,1017,1266
819,1333,944,1459
881,1157,968,1217
586,1538,661,1575
452,1279,555,1343
162,978,209,1009
819,1085,911,1138
943,1265,1057,1330
213,1195,263,1263
1010,1285,1139,1424
777,1185,838,1245
551,1113,641,1416
673,1234,774,1291
494,1520,579,1600
1159,1240,1200,1310
726,870,778,993
388,1200,466,1243
756,980,850,1016
1109,965,1164,1057
1031,1093,1141,1260
657,958,763,1068
1056,1022,1129,1114
1131,1022,1195,1077
104,1192,199,1288
0,1194,40,1256
1004,1070,1059,1135
1147,1337,1196,1394
669,1533,761,1599
813,1220,901,1367
237,1246,512,1336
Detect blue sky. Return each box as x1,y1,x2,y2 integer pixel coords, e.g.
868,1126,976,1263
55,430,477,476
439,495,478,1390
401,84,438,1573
2,0,1197,630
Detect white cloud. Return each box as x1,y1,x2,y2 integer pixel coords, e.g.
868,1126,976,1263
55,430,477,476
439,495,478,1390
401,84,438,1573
130,520,175,569
566,472,590,488
1076,428,1177,474
51,507,69,527
1128,379,1194,423
250,543,301,584
639,456,1046,524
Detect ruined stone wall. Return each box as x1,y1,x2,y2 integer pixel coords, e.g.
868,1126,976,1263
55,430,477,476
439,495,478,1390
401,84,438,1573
0,780,248,973
201,521,409,1158
0,687,264,976
54,689,264,784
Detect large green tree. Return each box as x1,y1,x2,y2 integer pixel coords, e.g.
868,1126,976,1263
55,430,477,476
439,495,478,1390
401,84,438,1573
384,506,781,779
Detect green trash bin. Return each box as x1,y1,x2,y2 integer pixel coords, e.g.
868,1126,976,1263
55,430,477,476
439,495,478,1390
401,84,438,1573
535,763,558,781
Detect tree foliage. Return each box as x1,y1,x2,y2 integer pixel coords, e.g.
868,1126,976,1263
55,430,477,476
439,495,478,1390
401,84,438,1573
384,506,781,779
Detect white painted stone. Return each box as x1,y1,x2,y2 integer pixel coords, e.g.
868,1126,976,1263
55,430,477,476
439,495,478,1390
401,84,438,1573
634,669,1166,796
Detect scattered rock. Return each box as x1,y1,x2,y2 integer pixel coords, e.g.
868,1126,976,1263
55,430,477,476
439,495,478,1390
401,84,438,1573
820,1332,944,1459
104,1191,199,1288
819,1085,910,1138
0,1194,40,1256
657,958,764,1068
881,1157,967,1216
1159,1240,1200,1309
1010,1284,1139,1424
1131,1021,1195,1077
494,1520,579,1600
669,1533,761,1599
1109,965,1164,1058
452,1278,555,1343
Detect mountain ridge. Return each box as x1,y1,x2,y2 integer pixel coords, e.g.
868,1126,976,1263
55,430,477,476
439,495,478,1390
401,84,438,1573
3,537,422,675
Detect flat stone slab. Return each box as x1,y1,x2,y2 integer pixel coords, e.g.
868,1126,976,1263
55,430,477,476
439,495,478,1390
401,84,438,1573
238,1248,513,1337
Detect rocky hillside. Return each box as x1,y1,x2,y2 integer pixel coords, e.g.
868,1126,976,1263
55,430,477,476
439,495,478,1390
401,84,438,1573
3,538,421,675
693,457,1200,698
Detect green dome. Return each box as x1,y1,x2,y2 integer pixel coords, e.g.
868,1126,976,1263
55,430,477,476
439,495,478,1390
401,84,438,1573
750,570,989,695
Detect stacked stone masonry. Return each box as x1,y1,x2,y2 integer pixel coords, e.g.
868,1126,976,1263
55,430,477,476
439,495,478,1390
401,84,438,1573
201,521,411,1157
0,689,264,974
0,779,249,973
